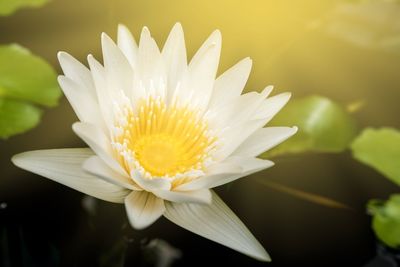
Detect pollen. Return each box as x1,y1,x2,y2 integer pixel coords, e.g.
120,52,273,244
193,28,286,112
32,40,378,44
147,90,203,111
113,97,216,178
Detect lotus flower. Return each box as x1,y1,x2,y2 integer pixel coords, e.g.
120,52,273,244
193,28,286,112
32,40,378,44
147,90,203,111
12,23,297,261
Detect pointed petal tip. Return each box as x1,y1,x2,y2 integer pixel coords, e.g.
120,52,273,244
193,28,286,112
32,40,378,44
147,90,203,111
125,191,165,230
213,29,222,38
11,150,40,171
71,121,88,138
118,24,135,40
267,160,275,167
243,56,252,64
274,91,292,104
86,54,99,66
11,149,130,204
57,51,68,61
266,84,274,90
57,75,64,83
57,75,71,93
71,121,79,132
11,152,23,168
129,220,149,230
172,22,183,30
262,85,274,96
211,29,222,44
118,23,128,31
240,57,253,71
203,29,222,48
125,212,150,230
164,191,272,262
100,32,106,40
101,32,114,45
87,54,103,70
242,243,271,261
117,24,134,39
57,51,77,69
215,30,222,44
141,26,151,36
254,251,272,262
282,92,292,104
166,22,185,42
11,151,40,171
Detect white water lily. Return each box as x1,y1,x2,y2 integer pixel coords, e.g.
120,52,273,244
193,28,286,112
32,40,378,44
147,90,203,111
12,23,297,261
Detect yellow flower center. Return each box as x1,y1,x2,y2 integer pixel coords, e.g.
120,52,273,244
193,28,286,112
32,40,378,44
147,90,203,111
113,97,216,178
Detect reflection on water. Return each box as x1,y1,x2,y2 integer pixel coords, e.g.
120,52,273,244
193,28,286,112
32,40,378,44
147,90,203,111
141,239,181,267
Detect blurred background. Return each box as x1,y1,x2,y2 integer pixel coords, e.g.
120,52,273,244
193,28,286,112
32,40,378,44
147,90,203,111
1,0,400,266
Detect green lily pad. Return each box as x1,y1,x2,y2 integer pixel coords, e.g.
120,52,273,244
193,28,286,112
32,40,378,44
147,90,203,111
0,44,61,138
0,44,60,107
351,128,400,186
368,195,400,248
0,0,50,16
262,95,358,157
0,98,42,139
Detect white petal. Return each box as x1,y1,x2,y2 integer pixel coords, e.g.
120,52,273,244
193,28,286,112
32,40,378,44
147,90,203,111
183,30,221,111
83,156,141,190
130,170,171,191
87,54,114,127
72,122,127,176
153,188,212,204
101,32,134,99
208,57,252,109
136,26,166,99
176,162,242,191
162,22,187,104
57,51,96,97
11,148,130,203
125,191,165,229
233,126,298,157
164,191,270,261
178,158,273,190
117,24,138,68
57,76,105,129
252,92,291,122
212,90,286,160
229,156,274,174
204,157,274,188
207,86,273,130
190,30,221,68
214,119,266,160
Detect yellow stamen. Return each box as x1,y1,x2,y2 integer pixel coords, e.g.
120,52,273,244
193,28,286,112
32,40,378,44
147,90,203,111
114,97,215,178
